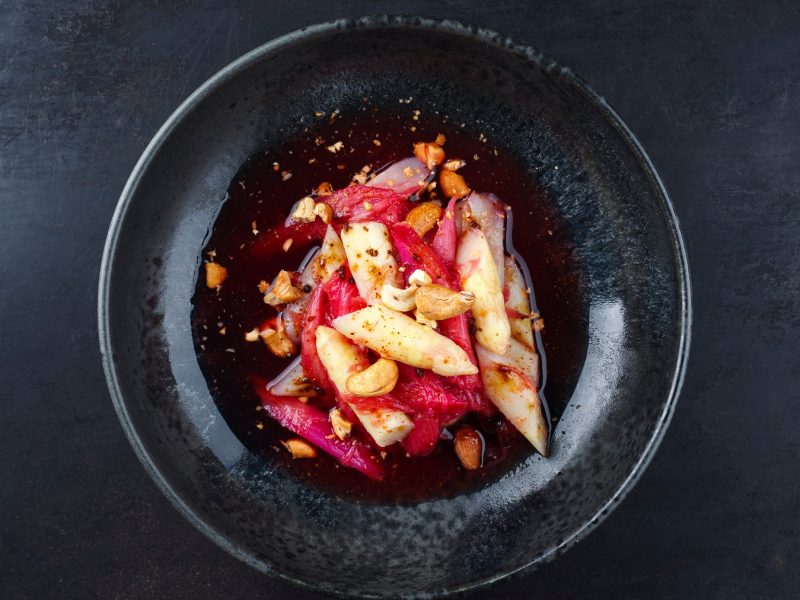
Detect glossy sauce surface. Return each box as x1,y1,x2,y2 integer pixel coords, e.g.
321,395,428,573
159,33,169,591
191,104,587,502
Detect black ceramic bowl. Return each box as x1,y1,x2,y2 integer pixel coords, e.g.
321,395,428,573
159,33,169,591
99,16,690,599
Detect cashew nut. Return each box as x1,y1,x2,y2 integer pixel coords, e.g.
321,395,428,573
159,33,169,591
263,270,303,306
260,319,296,357
439,170,471,198
414,308,438,329
313,201,333,224
413,141,446,170
290,196,316,222
380,282,418,312
329,407,353,440
346,358,399,397
408,269,432,287
415,284,476,320
405,201,443,237
281,438,318,459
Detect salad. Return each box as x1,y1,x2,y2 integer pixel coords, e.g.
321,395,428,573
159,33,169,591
202,137,549,481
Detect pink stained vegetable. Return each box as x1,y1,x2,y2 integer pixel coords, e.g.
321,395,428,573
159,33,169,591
349,365,470,419
300,286,331,393
325,185,412,225
390,223,485,407
323,270,367,318
251,379,386,481
432,197,458,269
367,157,432,197
251,219,328,258
459,192,507,285
400,413,440,457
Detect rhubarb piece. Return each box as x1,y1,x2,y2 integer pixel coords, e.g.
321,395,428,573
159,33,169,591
326,185,411,224
252,380,385,480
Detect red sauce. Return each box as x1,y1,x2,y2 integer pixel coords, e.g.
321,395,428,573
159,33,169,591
191,103,587,503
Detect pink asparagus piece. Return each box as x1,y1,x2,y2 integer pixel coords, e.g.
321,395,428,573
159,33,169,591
251,379,386,481
391,223,489,414
325,185,412,225
367,157,432,197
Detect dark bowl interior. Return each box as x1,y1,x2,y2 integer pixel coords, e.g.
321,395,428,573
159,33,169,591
99,16,690,599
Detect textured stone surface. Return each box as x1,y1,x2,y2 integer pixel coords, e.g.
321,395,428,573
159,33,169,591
1,2,799,599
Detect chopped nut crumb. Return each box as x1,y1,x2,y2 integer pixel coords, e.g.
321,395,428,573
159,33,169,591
244,328,260,342
291,196,316,223
314,111,324,117
435,133,446,146
329,408,353,440
308,158,316,164
272,162,280,171
251,220,259,235
218,327,226,335
263,270,303,305
315,182,334,196
257,280,268,293
261,320,296,357
256,422,264,430
443,159,466,171
281,170,292,181
282,238,293,252
204,262,228,289
313,202,333,224
281,438,317,459
372,139,381,146
326,141,344,153
402,166,414,177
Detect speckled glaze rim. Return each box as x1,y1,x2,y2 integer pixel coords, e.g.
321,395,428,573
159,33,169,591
98,15,692,599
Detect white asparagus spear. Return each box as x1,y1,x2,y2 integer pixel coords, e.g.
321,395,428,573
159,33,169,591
340,221,398,305
298,225,347,289
331,305,478,377
283,226,346,343
267,356,318,397
461,192,507,286
505,255,535,348
367,156,431,196
475,343,549,455
456,226,511,355
315,325,413,447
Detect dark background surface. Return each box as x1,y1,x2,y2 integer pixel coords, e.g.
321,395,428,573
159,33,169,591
2,1,798,598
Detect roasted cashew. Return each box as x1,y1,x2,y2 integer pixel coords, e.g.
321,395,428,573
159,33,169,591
408,269,432,287
329,407,353,440
415,284,475,320
346,358,399,397
380,282,418,312
405,202,443,237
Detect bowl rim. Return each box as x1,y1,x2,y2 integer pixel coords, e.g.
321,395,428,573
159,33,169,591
98,14,692,598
